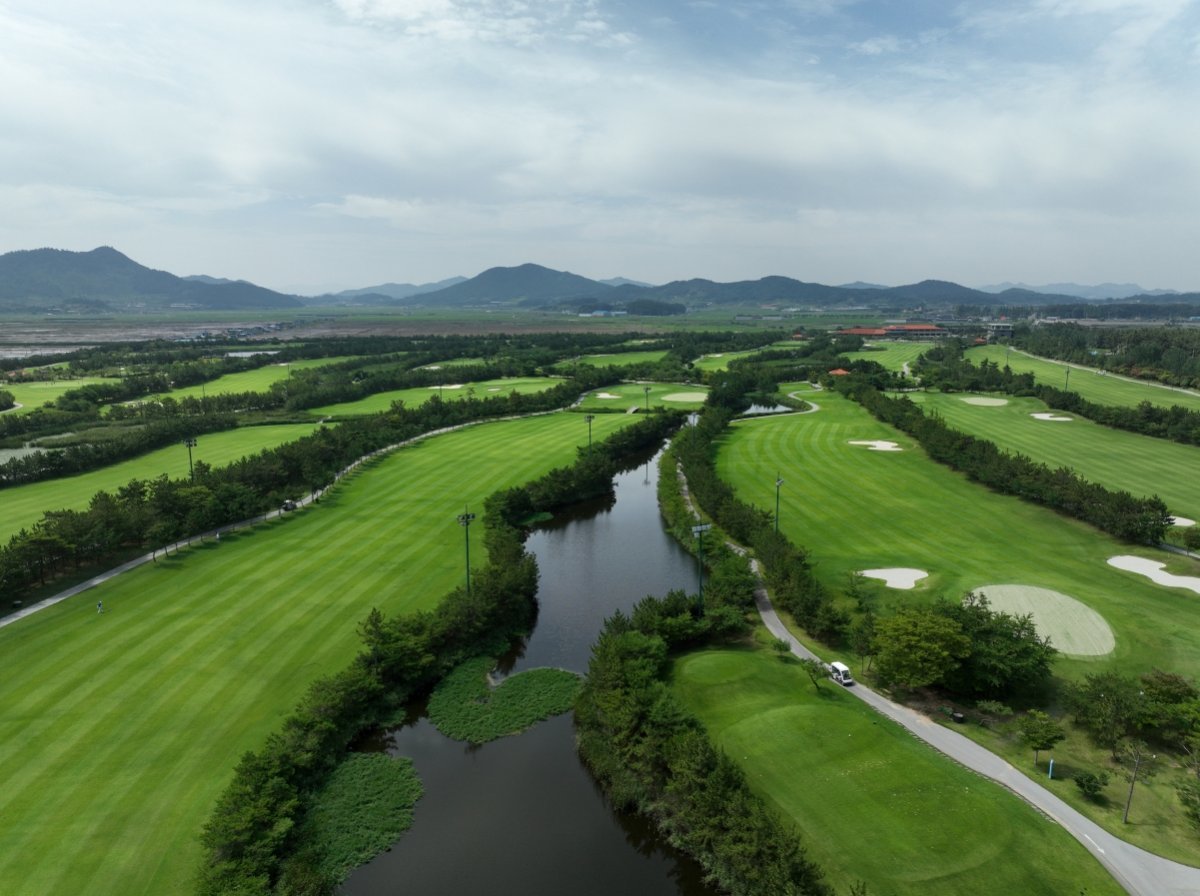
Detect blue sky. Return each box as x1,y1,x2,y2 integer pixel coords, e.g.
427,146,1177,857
2,0,1198,293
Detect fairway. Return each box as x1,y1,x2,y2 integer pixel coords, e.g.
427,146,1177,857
968,345,1200,412
715,391,1200,679
692,348,767,372
577,381,708,411
0,411,638,896
2,376,119,413
843,341,928,372
309,376,566,417
672,648,1124,896
150,355,359,401
575,350,667,367
0,423,325,544
903,391,1200,522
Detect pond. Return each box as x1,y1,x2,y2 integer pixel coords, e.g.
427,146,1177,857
341,450,718,896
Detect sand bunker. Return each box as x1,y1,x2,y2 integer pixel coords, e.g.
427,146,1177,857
428,384,463,390
423,365,443,370
593,392,622,399
960,397,1008,406
1108,556,1200,595
1031,412,1073,422
860,568,928,589
848,440,902,452
1171,516,1196,527
662,392,708,402
975,584,1115,656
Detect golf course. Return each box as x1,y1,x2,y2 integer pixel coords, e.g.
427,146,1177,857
0,411,637,896
577,381,709,411
309,376,566,417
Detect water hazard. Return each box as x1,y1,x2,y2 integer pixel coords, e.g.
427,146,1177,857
341,451,718,896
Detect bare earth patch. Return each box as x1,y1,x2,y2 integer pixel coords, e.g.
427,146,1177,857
1171,516,1196,527
975,584,1115,656
1031,412,1073,421
1108,556,1200,595
860,568,928,589
662,392,708,402
960,396,1008,406
848,440,902,452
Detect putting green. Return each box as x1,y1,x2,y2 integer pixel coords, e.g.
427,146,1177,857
974,585,1115,657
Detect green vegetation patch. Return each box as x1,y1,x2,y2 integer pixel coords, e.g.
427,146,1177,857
576,350,668,367
673,647,1125,896
150,356,359,401
3,377,118,413
427,656,582,744
310,376,566,417
300,752,422,882
843,341,928,373
578,381,708,411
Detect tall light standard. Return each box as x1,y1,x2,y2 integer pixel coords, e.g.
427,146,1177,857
1065,367,1071,390
585,414,595,450
775,473,784,533
183,437,197,481
643,385,651,413
692,523,712,601
457,506,475,595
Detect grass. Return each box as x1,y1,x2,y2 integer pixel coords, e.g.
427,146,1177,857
300,753,422,883
843,341,929,372
671,645,1125,896
2,376,118,413
0,422,325,543
968,345,1200,412
714,390,1200,681
0,410,637,896
309,376,566,417
692,349,768,372
574,350,668,367
903,390,1200,521
426,656,581,744
577,381,709,411
149,356,359,401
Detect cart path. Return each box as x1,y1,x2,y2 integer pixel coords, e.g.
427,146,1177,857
674,463,1200,895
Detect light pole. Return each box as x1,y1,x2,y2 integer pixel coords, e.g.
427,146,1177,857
457,506,475,595
585,414,595,450
643,385,651,413
692,523,712,601
1065,367,1071,390
183,437,197,481
775,473,784,533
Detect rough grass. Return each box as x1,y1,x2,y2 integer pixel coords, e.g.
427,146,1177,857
0,422,324,543
309,376,566,417
301,753,422,883
577,381,709,411
714,390,1200,681
427,656,582,744
671,646,1125,896
904,390,1200,522
0,411,637,896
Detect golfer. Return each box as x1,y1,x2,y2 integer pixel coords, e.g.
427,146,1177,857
97,601,104,614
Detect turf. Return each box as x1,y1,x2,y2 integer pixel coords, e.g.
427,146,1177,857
843,341,928,372
309,376,566,417
575,350,668,367
2,377,119,413
902,390,1200,522
967,345,1200,411
150,356,359,401
671,646,1125,896
576,381,709,411
692,349,767,372
0,411,637,896
714,390,1200,680
0,423,325,543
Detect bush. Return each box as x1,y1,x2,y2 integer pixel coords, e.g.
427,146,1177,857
1074,770,1110,802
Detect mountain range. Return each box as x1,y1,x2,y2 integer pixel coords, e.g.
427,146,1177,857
1,246,1195,314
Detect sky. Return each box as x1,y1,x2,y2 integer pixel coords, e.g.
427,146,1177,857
2,0,1199,294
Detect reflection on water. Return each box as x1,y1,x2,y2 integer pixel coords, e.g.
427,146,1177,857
341,449,716,896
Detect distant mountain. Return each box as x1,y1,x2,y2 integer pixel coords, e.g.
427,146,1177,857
184,274,237,285
838,281,889,290
0,247,302,311
979,281,1179,300
329,277,468,303
600,276,654,288
417,263,612,306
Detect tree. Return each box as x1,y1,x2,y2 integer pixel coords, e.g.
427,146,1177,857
772,638,792,661
1185,526,1200,557
798,657,826,692
1178,779,1200,830
938,593,1055,699
873,607,969,691
1017,710,1066,765
1067,671,1141,756
1074,770,1110,802
1119,739,1159,824
849,610,876,673
0,389,14,411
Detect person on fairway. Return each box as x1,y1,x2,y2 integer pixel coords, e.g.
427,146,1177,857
97,601,103,614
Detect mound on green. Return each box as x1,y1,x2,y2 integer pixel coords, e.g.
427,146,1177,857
0,411,637,896
673,647,1124,896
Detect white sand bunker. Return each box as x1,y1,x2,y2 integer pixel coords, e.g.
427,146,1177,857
593,391,622,399
429,384,463,390
848,440,902,452
1171,516,1196,527
976,584,1115,656
960,396,1008,406
1108,556,1200,595
662,392,708,402
1031,412,1073,422
860,568,928,589
487,387,502,392
423,365,443,370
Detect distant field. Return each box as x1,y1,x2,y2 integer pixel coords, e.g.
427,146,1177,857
310,376,567,417
968,345,1200,411
715,391,1200,680
574,350,667,367
152,356,359,401
673,647,1124,896
2,377,118,413
692,349,765,372
905,391,1200,521
0,423,324,543
577,381,709,411
843,341,928,372
0,411,638,896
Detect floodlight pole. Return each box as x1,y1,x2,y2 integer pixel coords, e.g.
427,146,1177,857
1065,367,1071,390
775,474,784,533
643,385,651,413
183,437,197,481
585,414,595,450
692,523,712,601
457,506,476,595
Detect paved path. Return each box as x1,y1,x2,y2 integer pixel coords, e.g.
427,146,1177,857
674,465,1200,895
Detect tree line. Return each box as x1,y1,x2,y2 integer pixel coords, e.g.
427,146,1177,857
1012,322,1200,388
